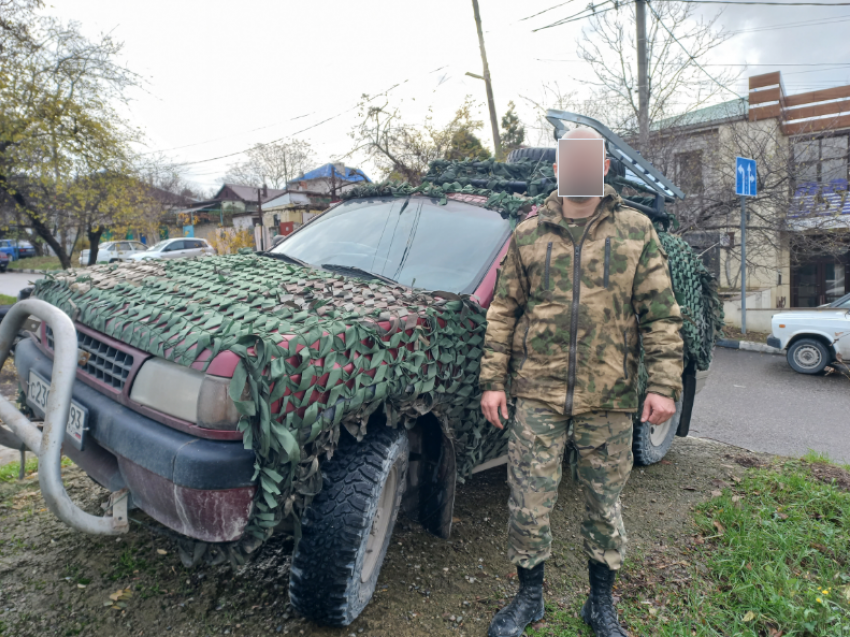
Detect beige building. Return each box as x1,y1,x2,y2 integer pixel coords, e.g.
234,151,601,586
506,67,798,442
652,72,850,331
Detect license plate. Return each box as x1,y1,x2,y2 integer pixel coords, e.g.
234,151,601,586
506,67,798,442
26,370,88,451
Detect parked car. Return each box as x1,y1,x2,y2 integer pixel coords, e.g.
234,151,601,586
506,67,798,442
0,111,721,627
769,292,850,374
0,250,9,273
126,237,215,261
0,240,18,261
16,241,36,258
79,241,148,266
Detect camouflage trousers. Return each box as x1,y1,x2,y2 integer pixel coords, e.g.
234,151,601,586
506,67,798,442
507,398,634,570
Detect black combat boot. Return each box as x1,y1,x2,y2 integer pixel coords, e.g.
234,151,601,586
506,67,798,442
581,560,628,637
488,562,545,637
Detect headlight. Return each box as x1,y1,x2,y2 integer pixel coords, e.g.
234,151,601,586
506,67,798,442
130,358,240,430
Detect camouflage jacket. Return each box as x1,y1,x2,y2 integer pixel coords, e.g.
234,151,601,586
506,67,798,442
479,186,684,414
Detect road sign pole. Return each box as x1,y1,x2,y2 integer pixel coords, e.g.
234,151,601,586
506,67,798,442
740,195,747,335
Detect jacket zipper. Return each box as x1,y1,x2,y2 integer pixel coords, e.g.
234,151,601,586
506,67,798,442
544,241,553,290
622,330,630,380
519,322,531,370
603,237,611,289
564,225,594,416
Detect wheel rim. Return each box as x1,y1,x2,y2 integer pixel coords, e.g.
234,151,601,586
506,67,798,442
649,418,673,446
794,345,823,370
361,464,398,583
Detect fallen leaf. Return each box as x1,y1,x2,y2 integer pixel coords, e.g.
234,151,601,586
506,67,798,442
156,549,167,555
713,521,725,534
452,517,462,524
731,475,741,483
742,611,755,622
711,490,723,498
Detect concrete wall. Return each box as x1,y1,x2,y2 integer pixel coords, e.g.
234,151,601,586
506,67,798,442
722,288,776,332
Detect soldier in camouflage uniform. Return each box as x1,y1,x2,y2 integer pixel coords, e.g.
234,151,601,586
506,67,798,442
480,128,684,637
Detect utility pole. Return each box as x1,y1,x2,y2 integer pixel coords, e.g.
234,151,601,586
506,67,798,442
636,0,649,147
470,0,502,160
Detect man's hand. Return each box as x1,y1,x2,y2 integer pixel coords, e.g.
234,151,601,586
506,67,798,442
481,390,509,429
641,392,676,425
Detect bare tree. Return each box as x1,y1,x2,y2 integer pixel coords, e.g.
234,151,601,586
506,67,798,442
224,140,315,189
577,1,737,136
350,97,491,185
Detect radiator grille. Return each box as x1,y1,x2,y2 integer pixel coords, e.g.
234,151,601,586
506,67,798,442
46,327,134,390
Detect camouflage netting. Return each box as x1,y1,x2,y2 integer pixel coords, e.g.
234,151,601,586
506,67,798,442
31,157,722,564
33,256,508,561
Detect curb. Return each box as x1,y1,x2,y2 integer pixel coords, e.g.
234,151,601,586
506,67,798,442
8,269,49,275
716,338,784,356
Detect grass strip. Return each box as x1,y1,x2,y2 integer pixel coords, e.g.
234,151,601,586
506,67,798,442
538,456,850,636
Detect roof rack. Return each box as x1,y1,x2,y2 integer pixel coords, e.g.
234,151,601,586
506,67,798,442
545,110,686,204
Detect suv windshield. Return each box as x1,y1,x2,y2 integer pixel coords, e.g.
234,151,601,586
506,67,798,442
271,197,511,293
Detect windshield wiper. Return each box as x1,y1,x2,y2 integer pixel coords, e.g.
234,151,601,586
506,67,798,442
320,263,398,286
258,251,309,267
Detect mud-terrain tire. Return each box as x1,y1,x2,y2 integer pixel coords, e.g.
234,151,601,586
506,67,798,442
787,338,831,375
633,391,685,466
289,426,408,626
506,147,556,165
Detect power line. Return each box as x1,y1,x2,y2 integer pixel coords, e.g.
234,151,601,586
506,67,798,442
533,1,626,30
648,3,743,98
727,13,850,34
657,0,850,5
140,112,317,155
519,0,580,21
177,67,448,168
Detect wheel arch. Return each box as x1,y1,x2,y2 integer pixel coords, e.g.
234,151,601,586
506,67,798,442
786,331,837,357
401,412,457,540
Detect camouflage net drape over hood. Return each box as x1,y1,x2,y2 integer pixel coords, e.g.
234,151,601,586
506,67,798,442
33,256,507,552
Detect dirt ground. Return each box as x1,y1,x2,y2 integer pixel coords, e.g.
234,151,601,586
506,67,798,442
0,435,771,637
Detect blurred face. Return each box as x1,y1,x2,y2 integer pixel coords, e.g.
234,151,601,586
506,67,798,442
555,134,610,202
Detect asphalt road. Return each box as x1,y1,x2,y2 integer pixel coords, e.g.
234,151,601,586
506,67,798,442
690,347,850,464
0,271,42,298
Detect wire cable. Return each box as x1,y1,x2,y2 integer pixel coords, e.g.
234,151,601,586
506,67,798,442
656,0,850,6
533,1,626,30
648,3,744,98
177,67,448,167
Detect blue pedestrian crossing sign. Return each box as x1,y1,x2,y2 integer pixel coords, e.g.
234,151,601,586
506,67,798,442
736,157,757,197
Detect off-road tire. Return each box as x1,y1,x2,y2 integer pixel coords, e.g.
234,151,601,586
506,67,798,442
288,426,408,626
787,338,831,375
506,147,556,165
632,391,685,466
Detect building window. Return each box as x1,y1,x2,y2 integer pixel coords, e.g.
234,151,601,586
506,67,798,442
793,135,849,187
675,150,704,195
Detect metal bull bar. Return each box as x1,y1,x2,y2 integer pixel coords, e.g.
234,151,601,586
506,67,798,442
0,299,128,535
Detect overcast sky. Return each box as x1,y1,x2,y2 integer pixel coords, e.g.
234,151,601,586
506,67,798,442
48,1,850,192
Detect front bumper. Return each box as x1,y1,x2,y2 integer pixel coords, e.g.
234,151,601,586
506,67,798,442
767,335,782,349
15,337,257,542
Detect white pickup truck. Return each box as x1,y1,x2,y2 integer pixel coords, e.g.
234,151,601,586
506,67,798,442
769,292,850,374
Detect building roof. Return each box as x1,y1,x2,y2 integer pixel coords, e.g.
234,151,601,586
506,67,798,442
652,98,749,131
289,163,371,185
213,184,287,203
